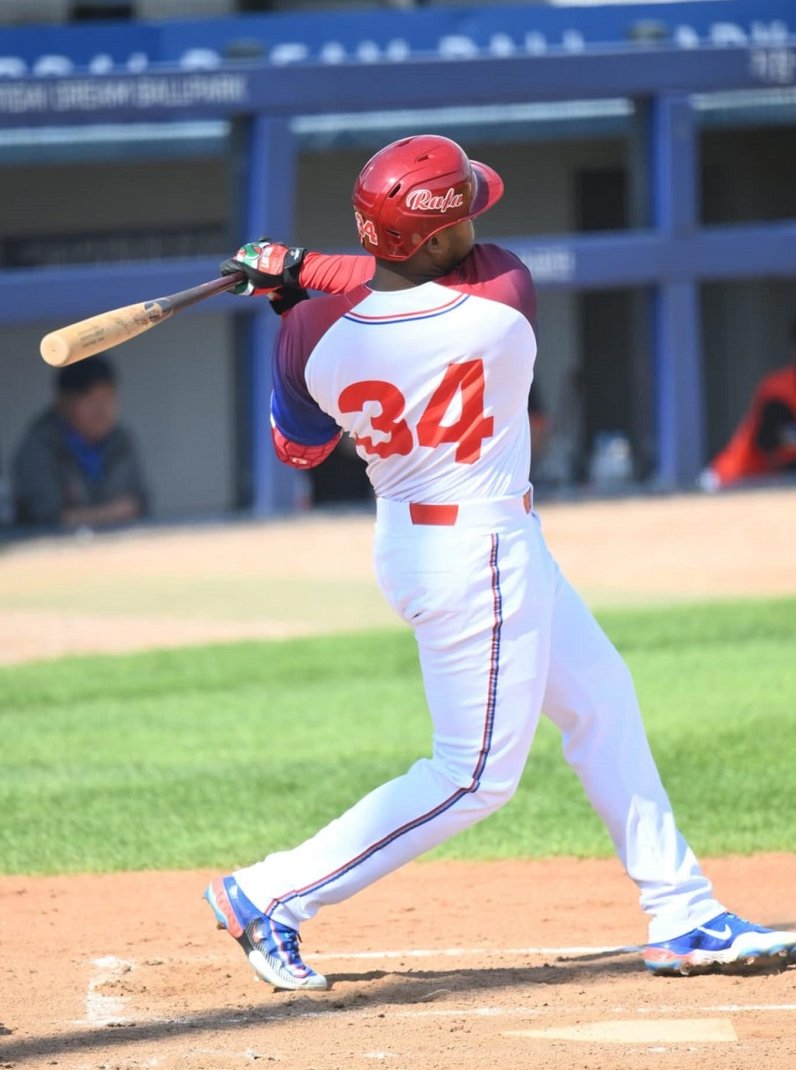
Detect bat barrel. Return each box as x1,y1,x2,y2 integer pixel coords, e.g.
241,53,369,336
40,301,171,367
39,272,246,367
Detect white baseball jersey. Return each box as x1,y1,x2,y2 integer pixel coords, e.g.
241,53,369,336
270,244,537,503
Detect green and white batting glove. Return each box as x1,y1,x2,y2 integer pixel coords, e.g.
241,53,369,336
219,239,307,296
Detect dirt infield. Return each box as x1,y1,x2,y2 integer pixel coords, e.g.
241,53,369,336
2,488,795,1069
2,857,795,1070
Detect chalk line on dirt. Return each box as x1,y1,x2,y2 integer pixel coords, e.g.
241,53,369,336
185,942,640,965
392,1003,796,1019
309,943,640,961
155,1000,796,1032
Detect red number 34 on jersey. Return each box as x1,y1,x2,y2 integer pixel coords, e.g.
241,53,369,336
338,359,494,465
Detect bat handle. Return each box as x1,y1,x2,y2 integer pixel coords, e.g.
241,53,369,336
159,272,246,313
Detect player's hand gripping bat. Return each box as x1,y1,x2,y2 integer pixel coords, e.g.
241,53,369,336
39,272,245,367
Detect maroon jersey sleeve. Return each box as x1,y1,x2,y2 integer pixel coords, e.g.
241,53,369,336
443,244,537,328
270,286,371,468
297,243,535,326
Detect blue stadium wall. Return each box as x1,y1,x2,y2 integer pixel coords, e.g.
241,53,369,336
1,1,795,518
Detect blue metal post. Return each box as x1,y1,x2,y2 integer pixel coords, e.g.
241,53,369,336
650,92,705,487
239,115,303,516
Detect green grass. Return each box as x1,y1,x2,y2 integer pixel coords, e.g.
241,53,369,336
1,597,794,875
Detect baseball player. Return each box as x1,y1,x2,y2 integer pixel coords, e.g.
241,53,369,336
205,135,796,991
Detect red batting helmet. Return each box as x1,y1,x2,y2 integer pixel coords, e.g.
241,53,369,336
352,134,504,261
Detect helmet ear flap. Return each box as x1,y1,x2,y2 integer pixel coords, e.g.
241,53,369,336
383,225,407,259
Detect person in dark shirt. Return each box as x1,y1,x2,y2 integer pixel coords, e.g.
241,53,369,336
12,354,149,530
528,380,550,472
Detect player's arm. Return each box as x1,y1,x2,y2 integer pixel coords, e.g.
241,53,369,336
60,496,142,529
220,240,373,298
270,310,341,470
299,251,374,294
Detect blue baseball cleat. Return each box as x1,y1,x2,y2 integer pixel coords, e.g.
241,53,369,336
644,911,796,976
204,875,327,991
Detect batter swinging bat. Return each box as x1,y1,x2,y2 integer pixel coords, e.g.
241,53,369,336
39,271,246,367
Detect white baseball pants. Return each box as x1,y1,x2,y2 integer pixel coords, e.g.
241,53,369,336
236,495,722,942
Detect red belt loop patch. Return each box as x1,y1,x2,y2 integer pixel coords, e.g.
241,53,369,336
409,503,460,526
523,489,532,513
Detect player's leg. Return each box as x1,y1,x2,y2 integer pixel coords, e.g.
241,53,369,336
540,561,796,973
540,561,722,939
209,518,555,984
235,522,555,923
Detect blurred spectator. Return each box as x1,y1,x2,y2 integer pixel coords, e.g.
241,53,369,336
528,380,550,472
700,321,796,491
531,372,586,488
0,449,12,527
12,354,149,530
309,433,371,507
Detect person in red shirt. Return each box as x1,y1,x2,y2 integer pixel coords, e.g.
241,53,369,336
701,323,796,490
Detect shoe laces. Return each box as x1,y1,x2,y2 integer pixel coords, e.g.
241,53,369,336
259,919,305,966
276,924,301,960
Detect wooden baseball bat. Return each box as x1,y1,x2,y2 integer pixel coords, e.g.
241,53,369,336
39,271,246,367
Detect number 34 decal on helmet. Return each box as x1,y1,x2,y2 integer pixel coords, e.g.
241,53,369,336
354,211,379,247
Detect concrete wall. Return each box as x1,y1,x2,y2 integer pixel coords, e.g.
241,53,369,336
0,157,227,237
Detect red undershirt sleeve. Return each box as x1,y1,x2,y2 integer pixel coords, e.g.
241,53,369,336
299,252,374,295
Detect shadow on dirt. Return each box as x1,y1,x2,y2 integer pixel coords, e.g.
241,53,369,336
326,946,642,994
2,951,793,1064
0,952,636,1062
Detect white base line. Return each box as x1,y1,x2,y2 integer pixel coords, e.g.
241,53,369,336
310,944,640,962
163,1002,796,1030
391,1004,796,1019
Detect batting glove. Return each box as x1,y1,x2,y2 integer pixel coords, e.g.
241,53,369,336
219,239,306,296
267,287,310,316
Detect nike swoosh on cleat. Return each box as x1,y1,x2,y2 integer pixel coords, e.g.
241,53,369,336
698,924,732,939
